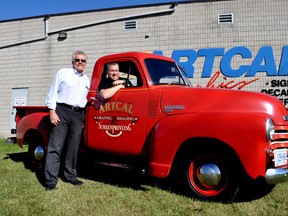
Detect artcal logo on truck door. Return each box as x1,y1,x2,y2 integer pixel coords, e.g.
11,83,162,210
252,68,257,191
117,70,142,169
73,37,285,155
93,100,138,137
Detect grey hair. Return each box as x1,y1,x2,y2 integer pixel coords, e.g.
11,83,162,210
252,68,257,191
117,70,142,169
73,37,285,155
72,50,88,62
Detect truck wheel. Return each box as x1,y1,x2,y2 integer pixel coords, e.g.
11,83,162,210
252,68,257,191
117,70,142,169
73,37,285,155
27,136,45,170
182,153,239,202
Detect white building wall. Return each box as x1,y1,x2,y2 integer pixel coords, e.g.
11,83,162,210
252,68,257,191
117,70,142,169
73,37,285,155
0,0,287,137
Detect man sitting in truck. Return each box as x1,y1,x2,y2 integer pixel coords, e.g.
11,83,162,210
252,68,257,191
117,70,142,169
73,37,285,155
98,62,125,99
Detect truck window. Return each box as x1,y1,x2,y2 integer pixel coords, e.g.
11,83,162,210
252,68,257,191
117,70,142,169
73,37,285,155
101,61,143,87
145,59,188,86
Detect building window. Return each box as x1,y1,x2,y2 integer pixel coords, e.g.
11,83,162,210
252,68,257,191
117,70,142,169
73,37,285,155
218,13,233,24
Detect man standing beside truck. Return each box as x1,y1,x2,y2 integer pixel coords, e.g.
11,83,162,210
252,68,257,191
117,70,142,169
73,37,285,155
44,50,90,190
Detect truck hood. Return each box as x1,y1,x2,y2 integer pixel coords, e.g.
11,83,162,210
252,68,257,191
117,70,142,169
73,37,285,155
160,86,287,124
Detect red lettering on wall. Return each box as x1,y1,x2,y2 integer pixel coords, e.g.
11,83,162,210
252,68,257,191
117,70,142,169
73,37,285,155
196,71,259,90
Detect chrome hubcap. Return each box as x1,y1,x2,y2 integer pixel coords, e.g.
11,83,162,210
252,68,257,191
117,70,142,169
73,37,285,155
34,146,44,160
198,163,221,187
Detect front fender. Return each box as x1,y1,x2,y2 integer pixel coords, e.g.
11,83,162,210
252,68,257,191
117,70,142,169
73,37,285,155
16,112,51,148
149,112,269,179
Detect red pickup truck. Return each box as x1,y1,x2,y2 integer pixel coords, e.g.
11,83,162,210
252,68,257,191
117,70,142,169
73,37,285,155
10,52,288,201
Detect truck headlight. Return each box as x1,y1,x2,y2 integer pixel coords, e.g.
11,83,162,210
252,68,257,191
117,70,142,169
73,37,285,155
266,118,275,141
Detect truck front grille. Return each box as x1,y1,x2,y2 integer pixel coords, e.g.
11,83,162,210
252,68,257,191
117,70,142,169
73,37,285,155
268,125,288,168
271,125,288,147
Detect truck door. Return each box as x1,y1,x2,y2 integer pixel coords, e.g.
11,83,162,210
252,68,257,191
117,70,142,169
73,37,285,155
86,60,148,155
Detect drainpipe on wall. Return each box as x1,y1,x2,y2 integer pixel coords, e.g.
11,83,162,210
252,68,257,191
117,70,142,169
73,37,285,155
44,15,49,38
49,5,176,34
0,16,49,49
0,4,176,49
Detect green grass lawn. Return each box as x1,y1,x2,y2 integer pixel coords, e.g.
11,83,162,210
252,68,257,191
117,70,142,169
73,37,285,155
1,140,288,216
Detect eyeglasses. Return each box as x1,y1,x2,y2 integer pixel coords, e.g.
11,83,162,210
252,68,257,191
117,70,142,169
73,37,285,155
74,59,86,63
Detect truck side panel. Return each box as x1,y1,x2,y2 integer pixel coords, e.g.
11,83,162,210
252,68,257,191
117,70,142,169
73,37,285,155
149,112,269,179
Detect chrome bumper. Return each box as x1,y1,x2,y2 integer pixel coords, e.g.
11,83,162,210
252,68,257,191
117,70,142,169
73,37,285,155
265,168,288,185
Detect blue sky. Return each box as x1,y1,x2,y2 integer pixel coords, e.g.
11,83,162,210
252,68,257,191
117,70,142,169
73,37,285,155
0,0,182,21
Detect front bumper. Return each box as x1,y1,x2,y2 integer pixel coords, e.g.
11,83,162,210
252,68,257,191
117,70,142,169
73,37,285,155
265,123,288,185
265,168,288,184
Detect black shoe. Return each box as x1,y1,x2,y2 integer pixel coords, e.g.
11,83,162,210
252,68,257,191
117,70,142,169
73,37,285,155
45,185,56,191
67,179,84,186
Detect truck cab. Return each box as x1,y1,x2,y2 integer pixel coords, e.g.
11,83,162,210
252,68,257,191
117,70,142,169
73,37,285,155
85,52,191,155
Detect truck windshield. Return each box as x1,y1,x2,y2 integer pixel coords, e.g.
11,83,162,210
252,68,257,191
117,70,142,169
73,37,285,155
145,59,192,86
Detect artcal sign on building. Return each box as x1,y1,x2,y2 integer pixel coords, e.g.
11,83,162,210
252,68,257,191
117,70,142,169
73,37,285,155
154,45,288,108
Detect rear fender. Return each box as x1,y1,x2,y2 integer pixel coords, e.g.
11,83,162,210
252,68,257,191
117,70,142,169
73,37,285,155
149,112,269,179
16,112,51,148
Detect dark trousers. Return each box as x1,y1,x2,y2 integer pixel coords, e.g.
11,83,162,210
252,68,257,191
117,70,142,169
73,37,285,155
44,105,85,187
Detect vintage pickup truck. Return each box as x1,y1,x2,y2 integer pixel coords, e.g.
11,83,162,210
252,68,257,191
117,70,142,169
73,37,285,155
10,52,288,201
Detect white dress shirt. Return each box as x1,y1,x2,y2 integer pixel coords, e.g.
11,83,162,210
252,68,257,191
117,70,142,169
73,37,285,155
45,68,90,110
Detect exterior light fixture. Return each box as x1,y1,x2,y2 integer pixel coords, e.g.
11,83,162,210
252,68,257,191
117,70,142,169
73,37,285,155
58,31,67,40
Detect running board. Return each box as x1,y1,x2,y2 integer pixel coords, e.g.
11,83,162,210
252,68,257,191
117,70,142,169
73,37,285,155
94,161,146,175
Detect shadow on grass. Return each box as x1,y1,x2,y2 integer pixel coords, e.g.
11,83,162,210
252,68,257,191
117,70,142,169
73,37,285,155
77,160,159,191
4,151,157,191
5,151,274,202
4,151,46,187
